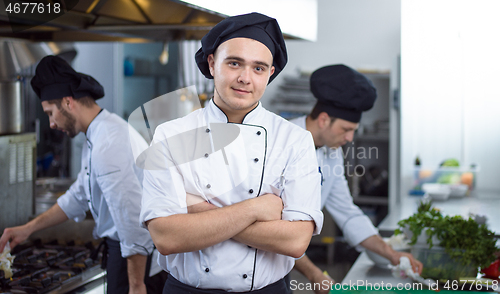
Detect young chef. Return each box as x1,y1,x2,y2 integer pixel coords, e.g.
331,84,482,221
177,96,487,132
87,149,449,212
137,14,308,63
289,64,423,293
0,56,164,294
140,12,323,293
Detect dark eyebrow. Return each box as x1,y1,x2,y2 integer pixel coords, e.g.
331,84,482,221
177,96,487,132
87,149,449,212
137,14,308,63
225,56,271,68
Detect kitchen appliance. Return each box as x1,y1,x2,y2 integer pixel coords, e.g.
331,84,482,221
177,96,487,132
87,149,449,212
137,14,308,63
0,78,23,135
0,133,36,230
0,239,104,294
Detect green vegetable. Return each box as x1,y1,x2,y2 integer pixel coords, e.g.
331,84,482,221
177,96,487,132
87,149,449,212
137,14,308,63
437,173,461,184
441,158,460,167
395,202,499,270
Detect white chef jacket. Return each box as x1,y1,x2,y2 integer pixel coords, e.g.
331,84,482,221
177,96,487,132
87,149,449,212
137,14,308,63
290,116,378,248
57,109,154,258
140,99,323,292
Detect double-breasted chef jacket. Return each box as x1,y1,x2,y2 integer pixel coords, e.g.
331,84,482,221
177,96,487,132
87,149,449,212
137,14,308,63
290,116,378,248
57,109,154,258
140,99,323,292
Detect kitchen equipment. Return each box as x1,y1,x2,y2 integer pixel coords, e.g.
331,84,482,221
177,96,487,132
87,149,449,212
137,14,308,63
366,249,391,268
366,235,410,268
0,133,36,230
0,239,104,294
411,245,477,280
422,183,450,201
0,78,23,135
413,166,479,193
449,184,468,197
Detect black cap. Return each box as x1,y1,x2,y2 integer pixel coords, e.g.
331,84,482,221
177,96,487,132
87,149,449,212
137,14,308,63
195,12,287,84
31,55,104,102
310,65,377,123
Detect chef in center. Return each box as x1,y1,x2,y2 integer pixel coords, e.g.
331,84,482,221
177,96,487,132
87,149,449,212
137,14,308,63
139,12,323,294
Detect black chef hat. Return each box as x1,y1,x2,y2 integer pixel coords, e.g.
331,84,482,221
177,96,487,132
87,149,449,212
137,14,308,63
310,65,377,123
31,55,104,102
195,12,287,84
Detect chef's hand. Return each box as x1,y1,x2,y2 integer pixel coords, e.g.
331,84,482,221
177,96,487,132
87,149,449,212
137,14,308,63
390,251,423,275
253,193,283,222
0,225,31,252
310,271,335,294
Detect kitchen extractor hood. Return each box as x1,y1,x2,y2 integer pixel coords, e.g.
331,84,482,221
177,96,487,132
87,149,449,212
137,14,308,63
0,0,317,42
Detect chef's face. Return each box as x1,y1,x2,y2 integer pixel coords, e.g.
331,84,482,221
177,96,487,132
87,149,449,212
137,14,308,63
322,117,358,149
41,98,79,138
208,38,275,118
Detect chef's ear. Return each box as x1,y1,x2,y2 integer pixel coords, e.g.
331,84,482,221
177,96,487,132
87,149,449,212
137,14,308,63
61,96,74,110
318,112,331,129
207,54,215,77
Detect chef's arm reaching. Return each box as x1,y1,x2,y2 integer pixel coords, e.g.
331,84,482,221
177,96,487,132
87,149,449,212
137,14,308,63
293,255,334,294
186,194,314,258
126,254,148,294
0,203,68,252
360,235,423,275
146,193,283,256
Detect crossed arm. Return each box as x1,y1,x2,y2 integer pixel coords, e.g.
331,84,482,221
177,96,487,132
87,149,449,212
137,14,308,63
146,193,314,258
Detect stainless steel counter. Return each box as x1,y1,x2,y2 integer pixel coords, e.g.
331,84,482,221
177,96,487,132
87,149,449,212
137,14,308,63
343,190,500,285
342,251,415,286
379,191,500,235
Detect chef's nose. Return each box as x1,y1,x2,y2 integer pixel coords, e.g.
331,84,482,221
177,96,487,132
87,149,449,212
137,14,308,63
346,131,354,142
238,68,251,84
49,121,57,129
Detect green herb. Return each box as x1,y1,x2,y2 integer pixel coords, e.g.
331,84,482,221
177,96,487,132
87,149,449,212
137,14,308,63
395,201,499,269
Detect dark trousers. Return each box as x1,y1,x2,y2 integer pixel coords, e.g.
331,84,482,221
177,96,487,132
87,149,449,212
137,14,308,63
162,274,288,294
105,238,168,294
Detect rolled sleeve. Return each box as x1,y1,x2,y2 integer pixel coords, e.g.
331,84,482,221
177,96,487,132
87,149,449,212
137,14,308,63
281,132,323,235
57,171,88,222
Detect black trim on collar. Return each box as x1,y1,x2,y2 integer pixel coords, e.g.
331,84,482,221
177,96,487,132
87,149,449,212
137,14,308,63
241,102,259,124
211,98,260,124
211,99,229,123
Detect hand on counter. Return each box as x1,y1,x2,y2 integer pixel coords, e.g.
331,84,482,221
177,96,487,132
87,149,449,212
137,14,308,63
390,251,423,275
361,235,423,275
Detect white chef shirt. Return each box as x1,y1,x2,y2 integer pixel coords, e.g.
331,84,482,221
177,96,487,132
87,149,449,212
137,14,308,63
140,99,323,292
57,109,154,258
290,116,378,248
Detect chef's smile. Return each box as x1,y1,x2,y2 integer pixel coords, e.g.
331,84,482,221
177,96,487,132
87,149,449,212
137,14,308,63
232,87,251,95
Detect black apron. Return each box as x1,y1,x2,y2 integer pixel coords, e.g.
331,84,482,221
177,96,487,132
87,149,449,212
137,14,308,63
94,238,168,294
162,274,288,294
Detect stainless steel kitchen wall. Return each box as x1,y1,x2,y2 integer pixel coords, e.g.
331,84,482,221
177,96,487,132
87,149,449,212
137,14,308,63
0,133,36,230
0,78,23,135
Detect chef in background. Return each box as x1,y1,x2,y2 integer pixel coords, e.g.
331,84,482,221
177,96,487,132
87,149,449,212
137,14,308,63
289,65,423,294
0,56,166,294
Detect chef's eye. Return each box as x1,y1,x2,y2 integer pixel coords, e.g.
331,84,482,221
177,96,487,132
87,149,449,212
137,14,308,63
229,62,239,67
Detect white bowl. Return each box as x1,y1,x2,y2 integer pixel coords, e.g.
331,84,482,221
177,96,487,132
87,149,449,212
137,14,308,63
366,250,391,268
422,183,451,201
366,236,411,268
448,184,468,197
